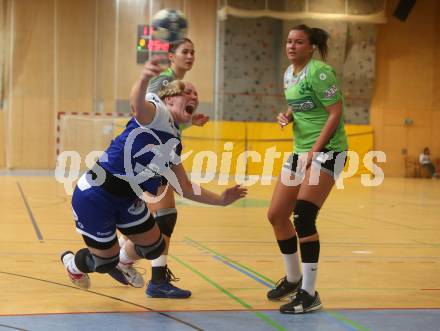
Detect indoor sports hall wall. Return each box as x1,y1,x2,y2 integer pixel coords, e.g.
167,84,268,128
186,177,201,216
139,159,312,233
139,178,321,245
0,0,216,169
1,0,440,179
370,0,440,177
179,122,373,177
110,118,373,177
217,0,377,124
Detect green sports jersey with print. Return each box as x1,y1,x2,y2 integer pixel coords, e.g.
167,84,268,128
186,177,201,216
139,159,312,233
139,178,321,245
147,67,175,94
283,59,348,153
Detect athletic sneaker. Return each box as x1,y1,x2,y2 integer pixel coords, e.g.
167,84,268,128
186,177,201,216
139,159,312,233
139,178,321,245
108,263,145,288
146,267,191,299
267,276,302,301
61,251,91,290
279,289,322,314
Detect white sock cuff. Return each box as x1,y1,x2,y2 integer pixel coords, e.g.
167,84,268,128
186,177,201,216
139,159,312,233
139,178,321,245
282,252,302,283
119,245,134,265
151,255,168,267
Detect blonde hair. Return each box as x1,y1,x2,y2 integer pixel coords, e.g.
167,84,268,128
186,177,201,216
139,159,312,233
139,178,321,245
157,80,185,100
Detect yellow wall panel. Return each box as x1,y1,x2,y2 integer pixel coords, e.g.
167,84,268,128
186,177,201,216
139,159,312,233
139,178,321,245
0,112,5,167
181,122,373,178
371,0,440,176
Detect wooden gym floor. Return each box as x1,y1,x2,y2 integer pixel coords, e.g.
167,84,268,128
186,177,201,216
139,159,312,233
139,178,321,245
0,172,439,330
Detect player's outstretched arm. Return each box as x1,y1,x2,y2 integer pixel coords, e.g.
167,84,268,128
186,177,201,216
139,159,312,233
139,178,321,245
130,58,162,125
171,163,247,206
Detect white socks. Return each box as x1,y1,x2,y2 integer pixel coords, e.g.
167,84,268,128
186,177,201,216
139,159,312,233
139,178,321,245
301,262,318,295
119,244,134,266
62,253,82,275
282,252,302,283
151,255,168,267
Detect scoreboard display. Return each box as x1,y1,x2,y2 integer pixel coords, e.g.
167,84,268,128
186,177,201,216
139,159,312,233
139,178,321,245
137,25,169,64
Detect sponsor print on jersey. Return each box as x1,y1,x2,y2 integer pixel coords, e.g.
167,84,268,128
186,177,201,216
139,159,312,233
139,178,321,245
324,84,338,98
97,231,113,236
287,96,316,112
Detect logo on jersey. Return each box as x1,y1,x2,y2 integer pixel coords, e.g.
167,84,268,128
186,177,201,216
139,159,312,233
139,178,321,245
298,81,313,95
128,199,146,215
324,85,338,98
117,126,183,203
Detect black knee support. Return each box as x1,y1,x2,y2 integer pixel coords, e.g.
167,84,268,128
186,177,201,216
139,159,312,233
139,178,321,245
92,253,119,273
277,236,298,254
154,208,177,237
293,200,320,238
74,248,119,274
134,235,166,260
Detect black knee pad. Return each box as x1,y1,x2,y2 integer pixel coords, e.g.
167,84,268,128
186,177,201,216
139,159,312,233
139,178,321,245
74,248,95,273
293,200,320,238
92,253,119,273
134,235,166,260
154,208,177,237
74,248,119,274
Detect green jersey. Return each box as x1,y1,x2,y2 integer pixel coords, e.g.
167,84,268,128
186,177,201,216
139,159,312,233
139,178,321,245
147,67,175,94
283,59,348,153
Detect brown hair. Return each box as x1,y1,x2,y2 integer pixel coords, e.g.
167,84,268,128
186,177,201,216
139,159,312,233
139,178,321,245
290,24,329,60
168,38,193,54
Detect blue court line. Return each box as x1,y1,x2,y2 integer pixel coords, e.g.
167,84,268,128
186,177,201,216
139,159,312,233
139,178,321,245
16,182,43,241
185,237,275,285
170,255,288,331
212,256,274,288
185,238,371,331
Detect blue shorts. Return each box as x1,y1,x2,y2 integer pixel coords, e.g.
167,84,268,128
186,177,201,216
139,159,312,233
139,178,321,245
71,173,152,244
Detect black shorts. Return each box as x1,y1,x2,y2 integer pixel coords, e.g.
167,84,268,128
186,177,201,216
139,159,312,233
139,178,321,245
282,150,347,178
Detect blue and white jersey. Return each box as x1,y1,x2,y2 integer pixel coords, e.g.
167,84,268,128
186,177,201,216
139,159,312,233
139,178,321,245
98,93,182,195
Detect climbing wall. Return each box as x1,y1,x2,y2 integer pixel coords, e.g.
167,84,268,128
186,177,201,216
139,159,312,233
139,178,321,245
217,0,380,124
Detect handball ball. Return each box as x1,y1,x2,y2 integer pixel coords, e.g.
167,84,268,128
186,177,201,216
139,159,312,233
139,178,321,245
152,8,188,43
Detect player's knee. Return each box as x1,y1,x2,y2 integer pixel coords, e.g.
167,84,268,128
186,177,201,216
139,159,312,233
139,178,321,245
267,208,288,227
134,235,166,260
293,200,320,238
74,248,119,273
154,208,177,237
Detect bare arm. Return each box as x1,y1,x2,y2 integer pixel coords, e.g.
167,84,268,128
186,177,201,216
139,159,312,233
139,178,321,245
130,59,162,126
171,163,247,206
